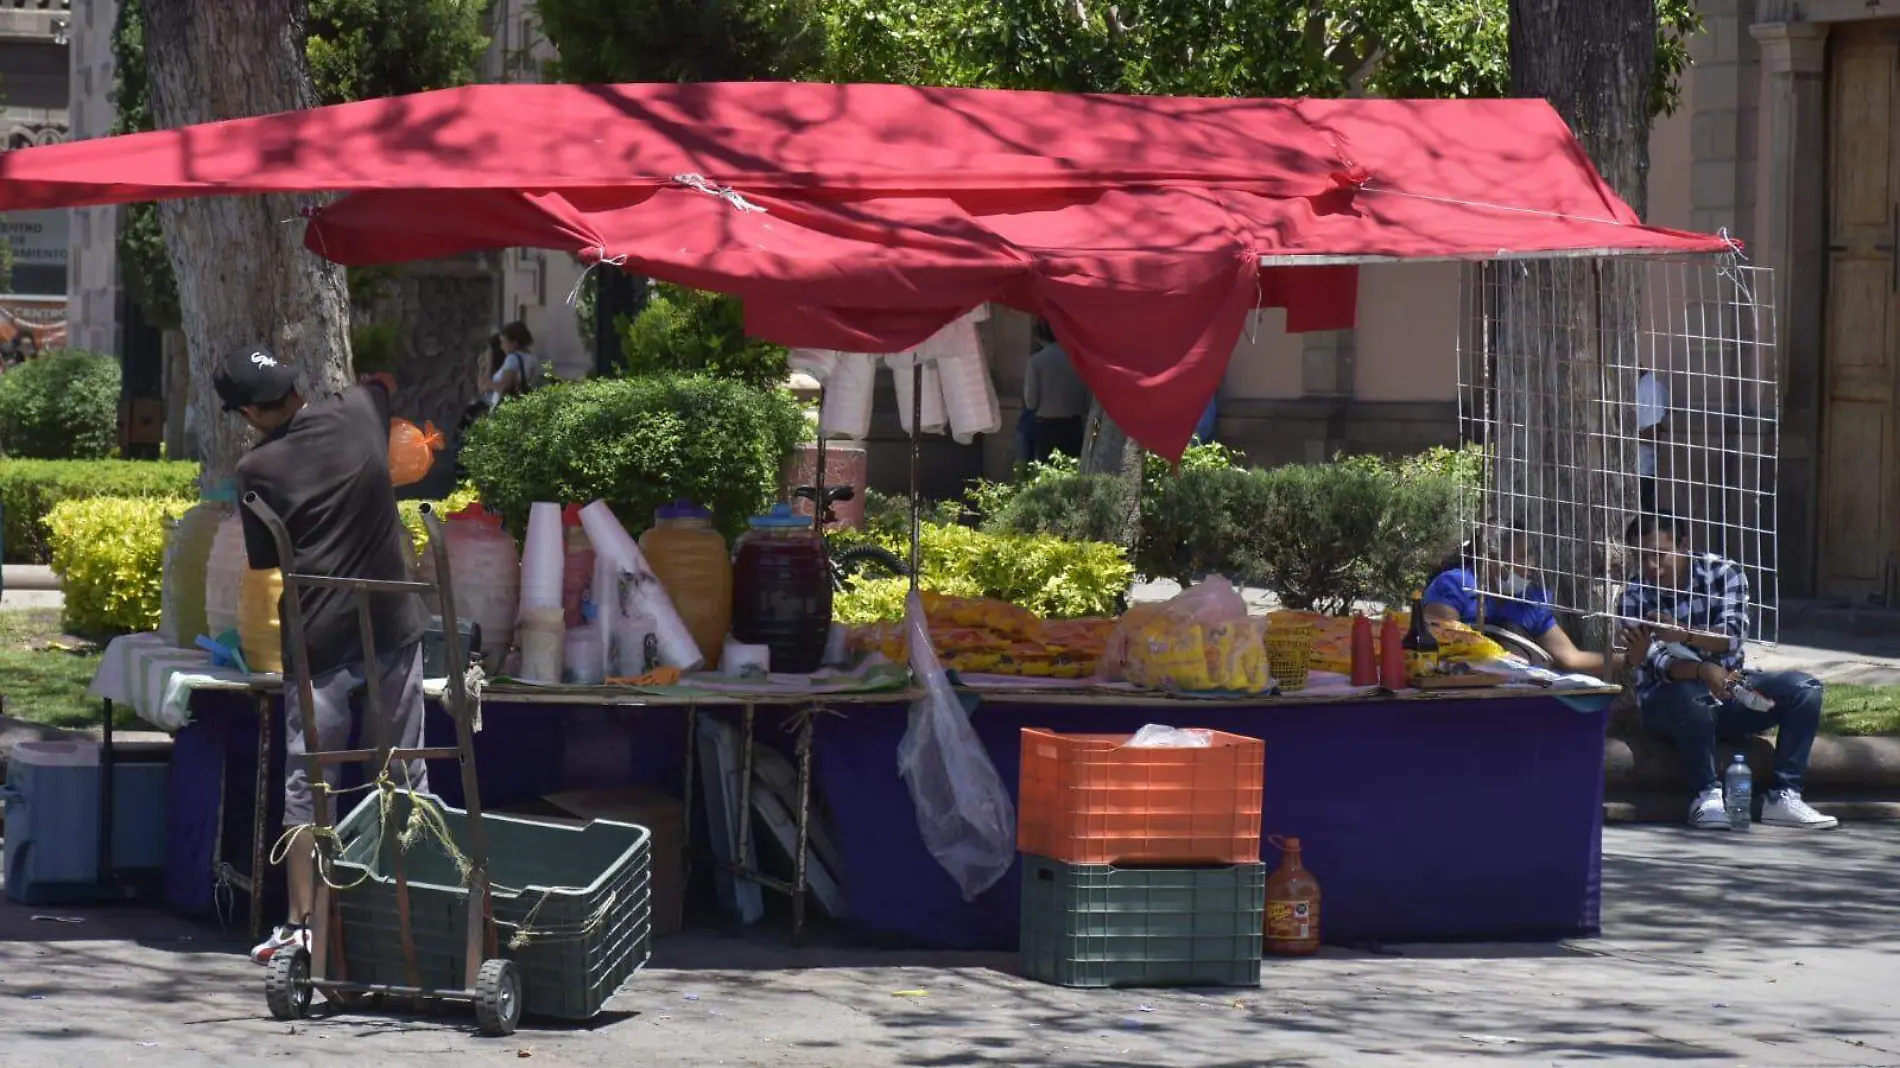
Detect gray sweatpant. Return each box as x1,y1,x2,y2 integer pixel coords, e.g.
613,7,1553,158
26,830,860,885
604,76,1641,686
282,641,428,827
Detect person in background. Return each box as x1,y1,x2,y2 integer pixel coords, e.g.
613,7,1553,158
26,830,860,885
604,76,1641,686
217,346,431,963
1023,320,1091,462
1637,371,1668,511
1620,513,1835,831
1422,526,1603,674
1193,394,1220,446
1015,404,1039,468
485,320,544,407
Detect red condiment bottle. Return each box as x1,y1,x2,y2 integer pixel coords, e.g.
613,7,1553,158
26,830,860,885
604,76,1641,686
1265,835,1321,956
1350,613,1377,687
1378,612,1406,689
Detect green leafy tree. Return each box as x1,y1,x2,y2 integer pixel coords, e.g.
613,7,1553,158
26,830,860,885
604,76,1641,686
533,0,826,83
615,284,789,391
111,0,489,332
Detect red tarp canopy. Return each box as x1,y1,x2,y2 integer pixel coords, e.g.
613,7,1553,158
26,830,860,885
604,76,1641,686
0,82,1730,458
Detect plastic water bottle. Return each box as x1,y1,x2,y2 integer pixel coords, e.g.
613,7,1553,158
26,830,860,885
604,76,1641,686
1723,753,1752,832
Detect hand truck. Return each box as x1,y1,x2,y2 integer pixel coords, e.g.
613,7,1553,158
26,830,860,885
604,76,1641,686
243,495,520,1036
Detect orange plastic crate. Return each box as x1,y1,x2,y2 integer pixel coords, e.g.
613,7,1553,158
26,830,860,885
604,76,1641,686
1017,728,1264,865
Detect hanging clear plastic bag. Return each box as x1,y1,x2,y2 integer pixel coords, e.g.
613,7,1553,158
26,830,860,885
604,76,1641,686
896,590,1017,901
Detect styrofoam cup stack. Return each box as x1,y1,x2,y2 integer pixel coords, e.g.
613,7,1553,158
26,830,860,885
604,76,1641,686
889,353,947,436
520,502,565,611
818,354,876,440
577,500,705,671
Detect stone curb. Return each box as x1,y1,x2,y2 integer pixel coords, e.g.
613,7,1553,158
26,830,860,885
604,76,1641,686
1605,796,1900,823
0,565,59,592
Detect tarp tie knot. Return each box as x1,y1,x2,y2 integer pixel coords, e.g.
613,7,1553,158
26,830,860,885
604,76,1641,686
673,173,767,214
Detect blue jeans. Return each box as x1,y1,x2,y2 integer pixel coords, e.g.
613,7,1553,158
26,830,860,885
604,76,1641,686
1639,670,1824,794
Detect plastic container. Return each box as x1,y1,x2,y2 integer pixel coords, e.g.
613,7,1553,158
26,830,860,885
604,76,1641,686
205,510,251,638
1019,853,1265,989
236,566,285,674
638,501,733,669
1264,835,1321,956
332,789,653,1021
562,503,596,629
1017,728,1264,865
159,483,232,648
564,625,606,685
730,503,832,674
419,503,520,663
1,741,170,905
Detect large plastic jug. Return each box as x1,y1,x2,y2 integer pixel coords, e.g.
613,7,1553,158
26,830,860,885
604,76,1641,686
159,483,232,648
638,501,732,670
237,567,284,674
205,510,251,638
418,503,521,663
731,503,832,674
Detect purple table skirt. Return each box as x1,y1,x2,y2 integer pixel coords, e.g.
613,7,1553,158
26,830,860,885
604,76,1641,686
165,691,1607,952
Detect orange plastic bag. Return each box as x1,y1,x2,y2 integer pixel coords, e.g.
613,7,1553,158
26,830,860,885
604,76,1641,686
388,419,445,487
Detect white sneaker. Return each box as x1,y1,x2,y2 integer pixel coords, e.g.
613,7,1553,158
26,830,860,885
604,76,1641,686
1688,786,1729,830
1762,790,1840,830
250,924,310,965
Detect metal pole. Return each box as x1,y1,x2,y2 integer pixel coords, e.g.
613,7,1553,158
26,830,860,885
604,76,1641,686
908,363,923,589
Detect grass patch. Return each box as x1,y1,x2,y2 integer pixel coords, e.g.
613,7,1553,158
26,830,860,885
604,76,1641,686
0,609,110,732
1820,685,1900,737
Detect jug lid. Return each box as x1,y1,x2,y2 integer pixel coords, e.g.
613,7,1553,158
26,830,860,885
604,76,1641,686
748,503,813,529
656,499,712,521
449,502,502,526
562,502,585,527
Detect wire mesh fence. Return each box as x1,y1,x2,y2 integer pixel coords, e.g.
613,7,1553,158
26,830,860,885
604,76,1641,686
1456,253,1780,646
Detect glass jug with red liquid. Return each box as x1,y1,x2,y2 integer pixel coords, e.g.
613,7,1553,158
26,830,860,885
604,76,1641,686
731,503,832,674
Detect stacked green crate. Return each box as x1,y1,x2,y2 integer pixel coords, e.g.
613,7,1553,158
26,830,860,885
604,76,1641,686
1019,854,1265,988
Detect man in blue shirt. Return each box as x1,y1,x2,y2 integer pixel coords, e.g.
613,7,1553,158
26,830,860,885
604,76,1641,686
1422,528,1602,674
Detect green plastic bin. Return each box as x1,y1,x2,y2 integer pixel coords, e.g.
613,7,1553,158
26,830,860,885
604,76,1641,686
331,790,652,1020
1019,853,1264,989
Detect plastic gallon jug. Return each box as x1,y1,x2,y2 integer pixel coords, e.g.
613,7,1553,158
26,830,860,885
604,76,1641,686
562,503,596,629
1265,835,1322,956
205,510,252,639
731,503,832,674
638,501,733,670
419,503,520,664
237,567,284,674
159,483,232,648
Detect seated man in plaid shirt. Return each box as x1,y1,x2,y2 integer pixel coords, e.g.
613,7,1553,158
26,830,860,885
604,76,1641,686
1621,514,1836,831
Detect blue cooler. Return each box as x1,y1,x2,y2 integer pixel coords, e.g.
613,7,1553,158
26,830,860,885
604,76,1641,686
2,740,170,904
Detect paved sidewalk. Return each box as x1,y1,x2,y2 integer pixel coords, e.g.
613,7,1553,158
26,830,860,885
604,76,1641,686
1,824,1895,1067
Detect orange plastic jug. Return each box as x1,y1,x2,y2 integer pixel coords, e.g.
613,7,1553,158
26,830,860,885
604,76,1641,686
388,419,445,487
1265,835,1321,956
237,567,285,674
638,501,733,669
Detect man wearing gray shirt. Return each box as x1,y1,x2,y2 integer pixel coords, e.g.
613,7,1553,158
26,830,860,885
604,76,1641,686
1024,321,1092,461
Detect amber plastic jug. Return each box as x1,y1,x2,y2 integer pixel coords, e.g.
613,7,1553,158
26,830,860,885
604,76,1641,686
639,501,733,669
236,567,285,674
1265,835,1321,956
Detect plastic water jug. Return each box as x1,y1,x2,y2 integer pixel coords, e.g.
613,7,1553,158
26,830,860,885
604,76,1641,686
237,566,284,674
639,501,733,669
159,482,232,648
205,510,251,638
731,504,832,674
418,503,520,664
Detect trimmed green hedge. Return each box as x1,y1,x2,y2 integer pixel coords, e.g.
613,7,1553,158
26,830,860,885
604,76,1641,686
0,351,122,460
46,495,192,636
2,459,201,563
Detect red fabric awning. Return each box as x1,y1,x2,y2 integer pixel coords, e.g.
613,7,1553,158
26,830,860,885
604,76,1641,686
0,82,1731,458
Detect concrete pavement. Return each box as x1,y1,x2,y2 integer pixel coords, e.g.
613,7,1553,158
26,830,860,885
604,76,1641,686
1,823,1895,1066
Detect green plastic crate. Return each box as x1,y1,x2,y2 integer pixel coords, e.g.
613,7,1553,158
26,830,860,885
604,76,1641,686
1019,853,1264,989
331,790,652,1020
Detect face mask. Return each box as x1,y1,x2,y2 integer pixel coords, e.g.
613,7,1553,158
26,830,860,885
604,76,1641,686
1501,571,1532,597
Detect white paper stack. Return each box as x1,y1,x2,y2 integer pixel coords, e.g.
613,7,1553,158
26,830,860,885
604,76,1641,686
577,500,705,671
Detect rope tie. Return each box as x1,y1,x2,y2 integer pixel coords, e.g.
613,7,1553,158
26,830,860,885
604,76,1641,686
673,173,767,214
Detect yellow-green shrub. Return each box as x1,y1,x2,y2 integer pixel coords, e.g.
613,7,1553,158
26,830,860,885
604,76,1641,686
833,522,1133,624
399,484,482,559
45,495,191,636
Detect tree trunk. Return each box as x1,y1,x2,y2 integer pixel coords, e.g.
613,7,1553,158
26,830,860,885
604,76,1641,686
161,329,192,461
145,0,354,486
1502,1,1656,664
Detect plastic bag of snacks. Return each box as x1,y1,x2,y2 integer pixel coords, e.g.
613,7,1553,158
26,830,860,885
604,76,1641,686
388,419,445,487
1120,579,1270,693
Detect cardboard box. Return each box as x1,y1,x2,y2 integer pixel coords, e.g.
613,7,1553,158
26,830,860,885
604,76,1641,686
543,787,685,937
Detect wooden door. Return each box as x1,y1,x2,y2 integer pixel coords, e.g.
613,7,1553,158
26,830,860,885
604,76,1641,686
1822,27,1900,603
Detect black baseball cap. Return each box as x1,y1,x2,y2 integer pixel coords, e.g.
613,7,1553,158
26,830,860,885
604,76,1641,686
213,346,300,412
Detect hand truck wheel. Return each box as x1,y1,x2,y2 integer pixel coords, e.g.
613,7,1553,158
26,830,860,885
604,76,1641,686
265,949,313,1021
473,958,523,1036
